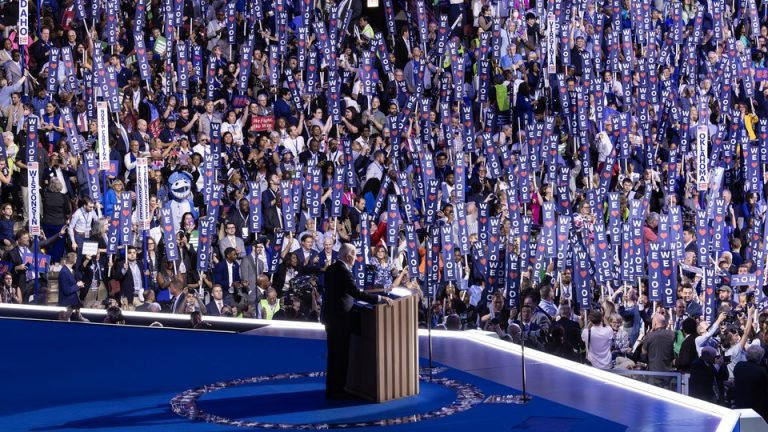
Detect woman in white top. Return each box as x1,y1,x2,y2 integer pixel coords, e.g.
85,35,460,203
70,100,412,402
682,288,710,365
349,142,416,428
582,310,614,369
280,117,306,158
221,110,246,145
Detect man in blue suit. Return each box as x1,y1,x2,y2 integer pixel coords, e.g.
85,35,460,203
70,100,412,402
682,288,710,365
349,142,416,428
213,247,246,303
58,252,83,307
205,285,229,317
295,233,321,275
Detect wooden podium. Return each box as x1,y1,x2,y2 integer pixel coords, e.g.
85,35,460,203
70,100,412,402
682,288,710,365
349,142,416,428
346,290,420,402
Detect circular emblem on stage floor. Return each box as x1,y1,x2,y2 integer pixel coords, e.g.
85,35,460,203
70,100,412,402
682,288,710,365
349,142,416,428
170,369,485,429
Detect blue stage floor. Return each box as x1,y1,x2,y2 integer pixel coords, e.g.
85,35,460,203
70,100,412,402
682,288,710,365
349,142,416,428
0,317,739,432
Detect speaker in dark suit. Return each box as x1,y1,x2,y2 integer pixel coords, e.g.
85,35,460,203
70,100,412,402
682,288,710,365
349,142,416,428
322,244,393,399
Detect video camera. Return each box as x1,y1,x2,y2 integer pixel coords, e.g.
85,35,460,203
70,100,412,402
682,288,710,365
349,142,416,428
285,275,317,303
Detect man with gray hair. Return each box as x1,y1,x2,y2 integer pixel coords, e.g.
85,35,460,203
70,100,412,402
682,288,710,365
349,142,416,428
322,243,393,399
734,345,768,418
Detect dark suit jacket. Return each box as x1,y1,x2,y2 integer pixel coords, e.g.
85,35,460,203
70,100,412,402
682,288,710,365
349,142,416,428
262,206,281,236
689,357,728,403
6,237,59,300
394,37,410,70
129,129,151,151
676,334,699,373
42,167,77,199
316,250,338,291
7,246,30,296
212,260,241,294
298,150,327,166
348,207,362,238
553,318,584,351
734,360,768,418
317,251,338,270
206,299,227,316
321,260,379,326
79,253,109,294
58,266,80,307
272,262,295,295
513,320,545,348
295,248,320,275
170,292,187,314
114,260,145,301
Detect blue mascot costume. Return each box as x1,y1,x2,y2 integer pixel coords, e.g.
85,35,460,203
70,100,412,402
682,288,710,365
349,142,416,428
166,171,198,232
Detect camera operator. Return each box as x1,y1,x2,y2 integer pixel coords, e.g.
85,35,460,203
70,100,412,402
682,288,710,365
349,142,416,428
721,306,756,381
274,292,318,322
280,275,321,321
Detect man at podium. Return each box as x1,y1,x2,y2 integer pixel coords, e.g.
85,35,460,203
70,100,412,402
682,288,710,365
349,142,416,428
322,243,393,399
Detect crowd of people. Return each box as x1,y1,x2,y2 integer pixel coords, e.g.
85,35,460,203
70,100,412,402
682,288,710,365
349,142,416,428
0,0,767,417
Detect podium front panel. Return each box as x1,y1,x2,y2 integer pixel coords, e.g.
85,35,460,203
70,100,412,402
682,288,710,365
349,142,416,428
347,295,419,402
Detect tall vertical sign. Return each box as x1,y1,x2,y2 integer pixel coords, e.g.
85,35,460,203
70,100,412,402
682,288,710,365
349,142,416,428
18,0,29,46
136,158,150,230
97,102,110,170
27,117,40,235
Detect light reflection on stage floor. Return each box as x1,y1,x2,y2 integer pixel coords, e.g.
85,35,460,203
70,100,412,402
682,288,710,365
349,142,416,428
250,325,738,432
